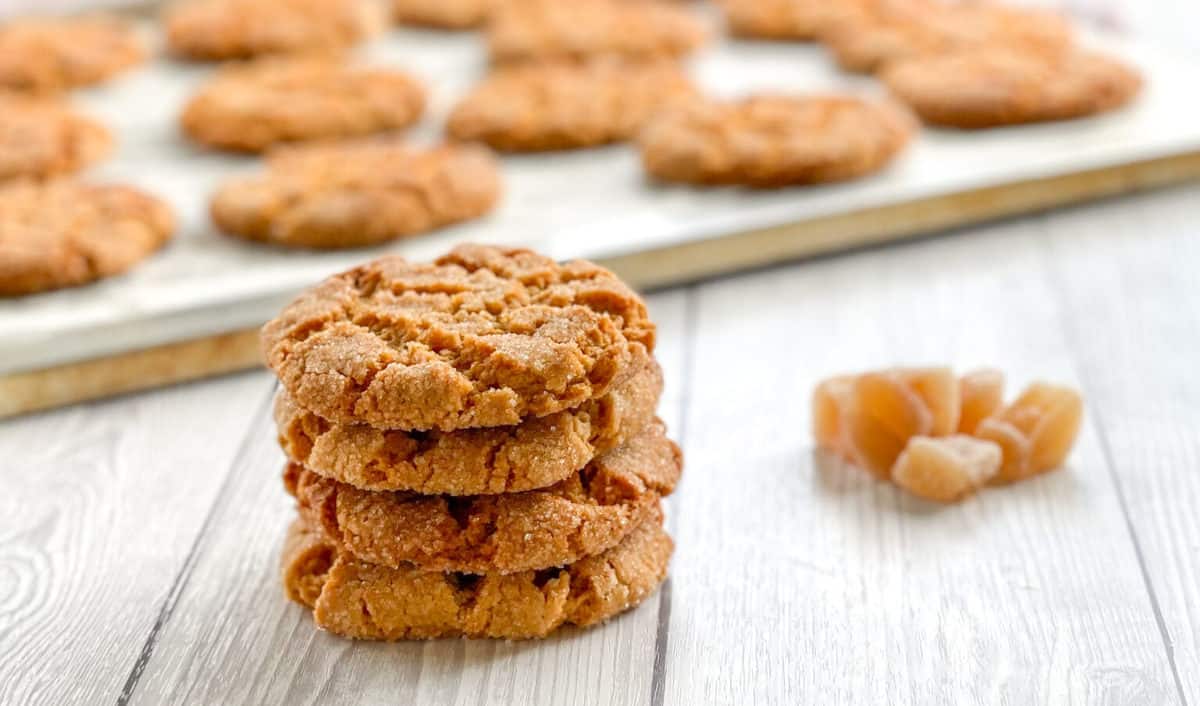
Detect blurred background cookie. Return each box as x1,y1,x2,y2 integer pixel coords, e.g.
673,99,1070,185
0,179,175,296
638,94,914,187
0,15,144,92
391,0,490,29
181,58,425,153
0,91,111,180
448,58,697,151
164,0,385,60
720,0,844,41
211,140,501,249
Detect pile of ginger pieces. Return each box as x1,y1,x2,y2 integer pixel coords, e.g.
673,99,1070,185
813,367,1083,503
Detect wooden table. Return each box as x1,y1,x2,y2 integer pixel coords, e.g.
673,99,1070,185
3,4,1199,705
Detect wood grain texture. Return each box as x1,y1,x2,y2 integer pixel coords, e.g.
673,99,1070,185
0,371,275,705
657,218,1182,705
117,291,691,706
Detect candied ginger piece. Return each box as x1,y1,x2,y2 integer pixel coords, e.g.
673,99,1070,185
891,434,1002,502
896,367,960,436
958,368,1004,434
812,375,854,454
974,382,1082,482
844,372,933,478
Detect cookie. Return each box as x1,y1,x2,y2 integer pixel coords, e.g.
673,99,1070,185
0,179,175,296
882,46,1142,128
275,347,662,494
210,140,500,249
261,244,656,430
447,58,697,152
720,0,847,41
488,0,706,65
0,16,144,92
282,510,672,639
392,0,490,29
821,1,1072,74
286,418,680,573
638,94,914,187
164,0,384,60
0,92,111,181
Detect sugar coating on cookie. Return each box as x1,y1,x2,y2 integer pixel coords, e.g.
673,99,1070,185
821,1,1072,74
392,0,490,29
287,418,681,573
276,348,663,494
164,0,384,60
0,92,111,181
211,140,500,249
0,16,144,92
182,59,426,153
488,0,706,65
638,94,914,187
0,180,174,296
448,59,697,152
282,512,672,639
720,0,847,41
882,47,1142,128
261,244,656,432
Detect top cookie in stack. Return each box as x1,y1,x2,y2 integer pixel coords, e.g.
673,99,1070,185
265,244,679,640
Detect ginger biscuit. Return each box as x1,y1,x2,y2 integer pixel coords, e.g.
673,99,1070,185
447,58,697,152
392,0,490,29
720,0,848,41
164,0,384,60
286,419,681,574
210,140,500,249
488,0,706,65
181,58,426,153
821,1,1072,74
282,511,672,639
0,179,175,296
260,244,656,431
0,92,111,181
275,348,662,494
882,46,1142,128
638,94,913,187
0,16,143,92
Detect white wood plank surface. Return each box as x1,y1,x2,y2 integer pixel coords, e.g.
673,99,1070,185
0,371,275,705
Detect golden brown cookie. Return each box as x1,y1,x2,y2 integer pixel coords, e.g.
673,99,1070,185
882,46,1142,128
720,0,849,41
261,244,657,431
164,0,384,61
286,418,680,573
282,510,672,639
820,1,1072,74
276,348,662,494
0,16,144,93
638,94,914,187
0,92,111,181
181,59,425,153
447,58,697,152
488,0,706,65
392,0,490,29
0,179,175,296
210,140,500,249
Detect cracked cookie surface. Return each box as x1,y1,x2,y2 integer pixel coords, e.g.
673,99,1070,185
164,0,384,60
0,92,111,181
0,179,175,296
261,244,656,430
211,140,500,249
282,510,671,639
638,94,914,187
276,347,662,494
0,16,144,92
882,46,1142,128
488,0,706,65
448,58,697,152
286,419,679,573
181,58,425,153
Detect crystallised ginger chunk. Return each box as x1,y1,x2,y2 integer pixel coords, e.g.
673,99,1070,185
812,375,853,454
843,372,933,478
891,435,1002,503
974,382,1083,483
958,368,1004,434
896,367,959,436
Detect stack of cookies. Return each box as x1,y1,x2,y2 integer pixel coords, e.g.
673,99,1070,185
264,244,681,639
